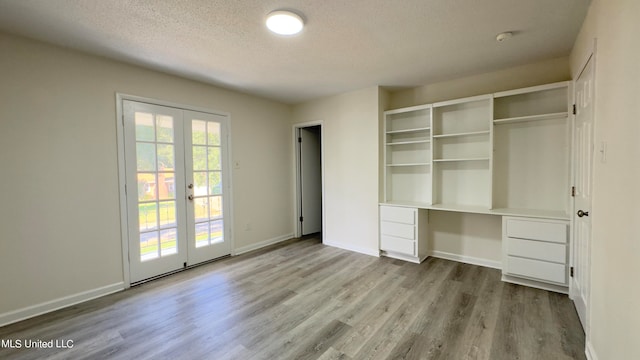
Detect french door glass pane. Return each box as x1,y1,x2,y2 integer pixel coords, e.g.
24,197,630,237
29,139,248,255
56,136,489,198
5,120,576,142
137,173,157,201
193,146,207,171
195,222,208,248
158,172,176,200
158,201,176,227
195,198,209,222
139,202,158,231
135,113,155,141
208,172,221,195
140,231,159,261
160,228,178,256
208,147,221,170
207,122,220,145
136,143,156,171
157,144,175,169
156,115,174,142
193,172,207,196
209,196,222,218
210,220,223,244
192,120,206,145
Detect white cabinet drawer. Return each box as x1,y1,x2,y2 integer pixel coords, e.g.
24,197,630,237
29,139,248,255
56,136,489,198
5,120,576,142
506,256,566,284
380,221,415,240
380,206,416,225
507,238,566,264
506,219,567,243
381,235,416,256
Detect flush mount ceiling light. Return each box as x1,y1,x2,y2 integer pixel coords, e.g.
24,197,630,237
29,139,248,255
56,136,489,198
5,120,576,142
496,31,514,42
266,10,304,35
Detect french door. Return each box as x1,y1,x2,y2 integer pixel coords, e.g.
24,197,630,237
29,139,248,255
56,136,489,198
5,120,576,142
123,100,231,283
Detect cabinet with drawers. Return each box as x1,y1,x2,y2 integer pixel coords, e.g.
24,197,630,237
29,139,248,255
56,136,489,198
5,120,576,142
502,216,570,292
379,205,428,263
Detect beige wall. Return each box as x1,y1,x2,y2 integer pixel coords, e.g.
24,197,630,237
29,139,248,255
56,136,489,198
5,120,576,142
388,57,570,109
0,33,293,319
570,0,640,358
386,59,571,265
292,87,381,255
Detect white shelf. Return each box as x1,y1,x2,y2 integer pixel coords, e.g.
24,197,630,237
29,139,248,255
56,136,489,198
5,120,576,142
433,157,490,162
386,163,430,167
384,103,431,115
493,81,569,98
493,112,569,125
433,94,492,108
432,130,490,139
386,140,430,146
386,127,430,135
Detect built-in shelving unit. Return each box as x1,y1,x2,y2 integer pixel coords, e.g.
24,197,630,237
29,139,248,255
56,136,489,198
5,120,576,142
431,95,492,208
492,81,571,218
384,104,432,204
380,82,573,292
381,81,571,219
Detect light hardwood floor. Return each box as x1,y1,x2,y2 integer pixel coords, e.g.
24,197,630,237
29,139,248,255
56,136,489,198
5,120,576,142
0,236,585,360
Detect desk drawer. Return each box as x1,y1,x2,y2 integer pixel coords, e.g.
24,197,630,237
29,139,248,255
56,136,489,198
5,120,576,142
380,221,415,240
506,219,567,244
506,256,567,284
380,206,416,225
381,235,416,256
506,238,567,264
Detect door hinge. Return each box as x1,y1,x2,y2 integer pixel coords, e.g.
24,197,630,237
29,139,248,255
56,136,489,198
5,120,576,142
298,137,302,143
570,266,574,277
571,186,576,197
299,216,303,222
573,104,577,115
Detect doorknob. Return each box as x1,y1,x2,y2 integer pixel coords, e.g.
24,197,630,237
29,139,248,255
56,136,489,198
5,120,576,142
188,195,194,201
577,210,589,217
188,184,194,189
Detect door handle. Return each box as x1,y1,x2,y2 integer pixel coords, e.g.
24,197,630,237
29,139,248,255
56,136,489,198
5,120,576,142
188,195,194,201
577,210,589,217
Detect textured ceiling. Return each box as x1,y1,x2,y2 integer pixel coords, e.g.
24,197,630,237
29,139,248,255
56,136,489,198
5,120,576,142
0,0,589,104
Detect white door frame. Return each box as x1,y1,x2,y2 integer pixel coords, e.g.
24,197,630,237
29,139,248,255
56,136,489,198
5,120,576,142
569,38,597,331
293,121,326,240
116,93,234,287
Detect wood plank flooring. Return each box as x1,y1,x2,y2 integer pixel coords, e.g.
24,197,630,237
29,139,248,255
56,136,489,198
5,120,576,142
0,236,585,360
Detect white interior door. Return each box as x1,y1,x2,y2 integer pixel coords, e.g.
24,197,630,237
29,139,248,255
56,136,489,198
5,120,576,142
123,100,231,283
299,126,322,235
572,55,595,329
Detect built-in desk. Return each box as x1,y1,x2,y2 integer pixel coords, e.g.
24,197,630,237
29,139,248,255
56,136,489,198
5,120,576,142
379,202,571,293
383,201,570,221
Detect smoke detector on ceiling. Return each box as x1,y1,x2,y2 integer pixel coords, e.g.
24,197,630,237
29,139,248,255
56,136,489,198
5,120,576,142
496,32,514,42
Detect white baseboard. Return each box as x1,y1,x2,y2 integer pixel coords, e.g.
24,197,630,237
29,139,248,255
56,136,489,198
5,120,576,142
233,233,294,255
0,282,124,328
429,250,502,269
501,274,569,294
585,340,598,360
324,240,380,257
